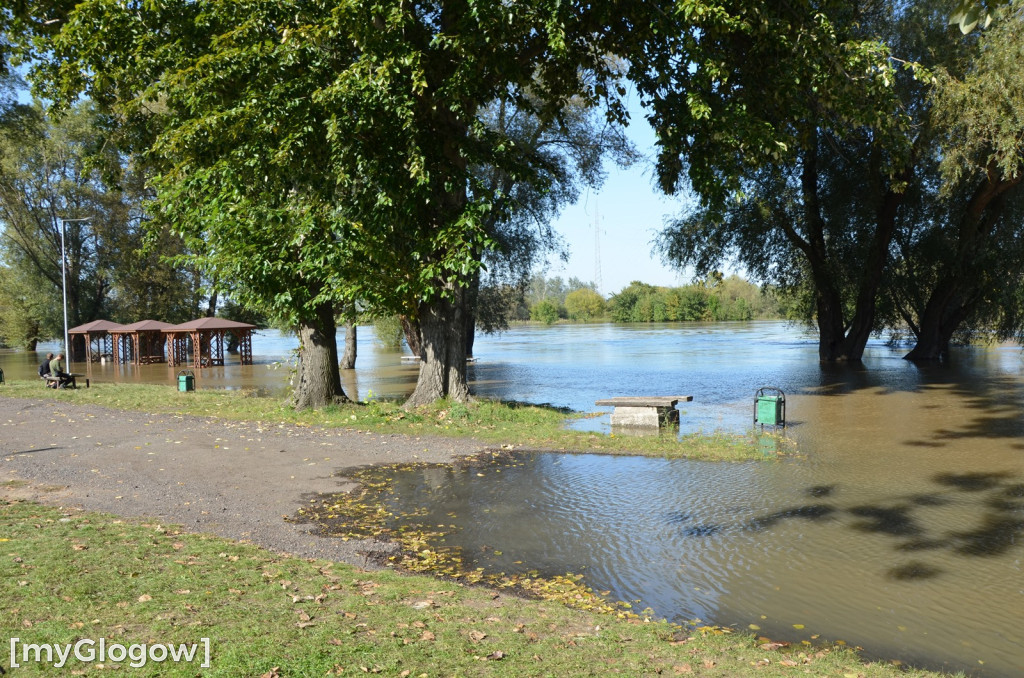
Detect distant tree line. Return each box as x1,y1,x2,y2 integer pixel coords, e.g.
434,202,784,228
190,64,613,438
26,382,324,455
480,273,788,325
607,276,787,323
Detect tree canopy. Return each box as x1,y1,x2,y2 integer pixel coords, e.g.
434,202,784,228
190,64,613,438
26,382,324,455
654,0,1024,361
23,0,636,406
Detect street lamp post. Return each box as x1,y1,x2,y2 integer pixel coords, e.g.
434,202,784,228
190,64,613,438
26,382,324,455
59,217,90,363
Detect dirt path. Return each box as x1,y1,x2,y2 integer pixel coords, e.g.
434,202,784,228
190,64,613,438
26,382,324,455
0,396,484,567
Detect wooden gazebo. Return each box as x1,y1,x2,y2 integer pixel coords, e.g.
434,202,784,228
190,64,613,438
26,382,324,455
163,317,256,368
68,320,126,362
110,320,175,365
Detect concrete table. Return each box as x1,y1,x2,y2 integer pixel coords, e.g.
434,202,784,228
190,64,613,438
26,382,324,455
595,396,693,428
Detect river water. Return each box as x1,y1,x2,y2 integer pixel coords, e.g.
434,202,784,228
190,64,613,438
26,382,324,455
3,321,1024,675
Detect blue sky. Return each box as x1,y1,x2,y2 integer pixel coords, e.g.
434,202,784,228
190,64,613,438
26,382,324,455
544,96,694,296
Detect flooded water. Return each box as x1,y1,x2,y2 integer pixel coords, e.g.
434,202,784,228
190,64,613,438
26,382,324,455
4,321,1024,675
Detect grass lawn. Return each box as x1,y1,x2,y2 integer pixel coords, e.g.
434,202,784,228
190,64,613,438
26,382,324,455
0,498,956,677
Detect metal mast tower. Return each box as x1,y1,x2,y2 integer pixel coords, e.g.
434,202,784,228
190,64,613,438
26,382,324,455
594,202,603,295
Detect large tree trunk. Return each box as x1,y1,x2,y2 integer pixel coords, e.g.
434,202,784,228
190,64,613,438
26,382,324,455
799,143,862,362
340,319,357,369
404,286,471,407
293,301,350,409
905,171,1020,363
796,138,904,362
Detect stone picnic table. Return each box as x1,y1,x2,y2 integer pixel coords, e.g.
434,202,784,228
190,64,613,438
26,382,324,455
595,396,693,428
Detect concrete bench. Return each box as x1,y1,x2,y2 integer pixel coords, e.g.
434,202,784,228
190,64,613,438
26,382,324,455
595,396,693,428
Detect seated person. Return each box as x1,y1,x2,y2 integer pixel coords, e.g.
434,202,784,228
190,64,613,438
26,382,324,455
39,352,55,387
49,353,73,388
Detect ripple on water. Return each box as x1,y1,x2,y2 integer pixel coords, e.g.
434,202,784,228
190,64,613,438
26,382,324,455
383,445,1024,677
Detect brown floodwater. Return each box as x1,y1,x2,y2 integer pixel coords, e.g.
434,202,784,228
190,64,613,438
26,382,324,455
4,322,1024,675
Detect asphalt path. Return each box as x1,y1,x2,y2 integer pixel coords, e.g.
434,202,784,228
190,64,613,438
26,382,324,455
0,396,484,567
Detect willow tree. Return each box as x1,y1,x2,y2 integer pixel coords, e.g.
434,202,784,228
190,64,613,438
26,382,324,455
647,1,1024,363
638,1,913,361
883,12,1024,361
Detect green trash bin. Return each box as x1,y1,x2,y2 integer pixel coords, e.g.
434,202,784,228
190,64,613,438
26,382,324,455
754,387,786,428
177,369,195,392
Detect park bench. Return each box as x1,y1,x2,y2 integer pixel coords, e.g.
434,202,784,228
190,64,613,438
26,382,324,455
595,396,693,428
42,373,87,389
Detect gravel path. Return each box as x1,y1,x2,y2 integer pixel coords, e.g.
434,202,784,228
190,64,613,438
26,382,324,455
0,396,484,567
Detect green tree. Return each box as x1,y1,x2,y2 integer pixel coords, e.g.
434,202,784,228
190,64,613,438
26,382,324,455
0,100,195,351
656,3,1024,362
634,0,910,360
530,299,561,325
881,12,1024,360
32,0,635,408
0,258,54,349
564,288,606,321
609,281,658,322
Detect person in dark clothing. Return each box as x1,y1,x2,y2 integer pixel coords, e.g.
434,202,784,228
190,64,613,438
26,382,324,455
39,352,55,387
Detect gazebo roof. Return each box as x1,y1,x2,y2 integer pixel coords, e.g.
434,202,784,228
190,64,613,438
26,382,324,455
117,319,176,332
68,319,126,334
163,317,257,332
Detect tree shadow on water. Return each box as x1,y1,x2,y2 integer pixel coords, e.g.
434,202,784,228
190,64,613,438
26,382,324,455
734,471,1024,581
848,505,923,537
747,504,837,531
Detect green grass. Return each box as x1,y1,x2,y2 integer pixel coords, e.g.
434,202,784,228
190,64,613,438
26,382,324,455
0,380,789,461
0,499,958,677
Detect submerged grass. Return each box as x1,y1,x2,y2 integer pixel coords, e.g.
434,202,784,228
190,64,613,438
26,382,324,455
0,499,957,677
0,380,788,461
292,452,639,617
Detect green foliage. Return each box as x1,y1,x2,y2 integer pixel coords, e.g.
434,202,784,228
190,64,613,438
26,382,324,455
931,13,1024,185
372,315,404,350
28,0,638,405
948,0,1013,33
626,0,909,208
0,101,198,339
529,299,562,325
651,1,1024,360
0,263,51,349
564,287,606,321
609,276,780,323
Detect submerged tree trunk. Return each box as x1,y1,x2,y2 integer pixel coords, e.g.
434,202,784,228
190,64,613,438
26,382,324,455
903,288,969,362
293,301,349,409
404,286,471,407
798,140,904,362
400,315,422,358
340,319,357,369
905,172,1020,363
